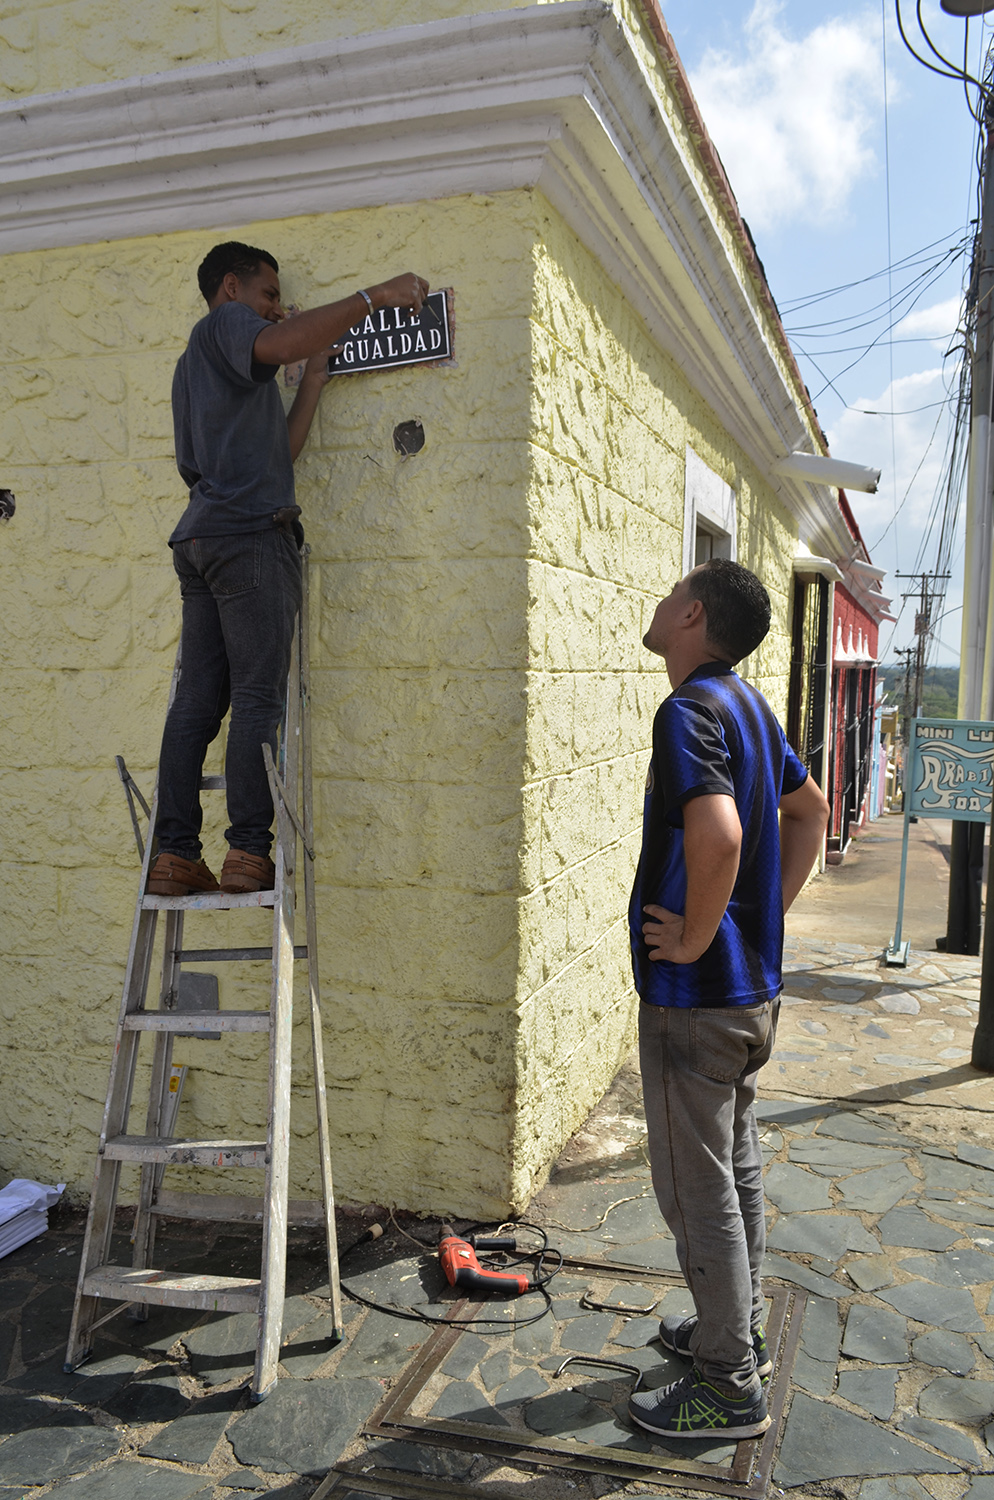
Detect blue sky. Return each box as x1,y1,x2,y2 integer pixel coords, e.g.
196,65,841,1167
661,0,991,663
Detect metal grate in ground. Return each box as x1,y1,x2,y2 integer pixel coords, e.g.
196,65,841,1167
338,1259,804,1500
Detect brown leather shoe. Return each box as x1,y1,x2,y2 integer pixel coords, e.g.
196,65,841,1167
220,849,276,894
147,852,220,896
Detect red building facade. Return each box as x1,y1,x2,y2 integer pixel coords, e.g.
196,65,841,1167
786,492,891,863
827,583,881,857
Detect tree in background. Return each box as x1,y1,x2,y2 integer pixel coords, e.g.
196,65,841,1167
879,664,958,719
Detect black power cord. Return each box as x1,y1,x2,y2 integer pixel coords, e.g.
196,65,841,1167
338,1219,564,1332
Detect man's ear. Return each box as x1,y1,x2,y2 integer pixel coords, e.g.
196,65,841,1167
681,596,706,629
219,271,240,302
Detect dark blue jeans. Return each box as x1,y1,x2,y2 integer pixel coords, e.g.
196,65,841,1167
154,528,302,860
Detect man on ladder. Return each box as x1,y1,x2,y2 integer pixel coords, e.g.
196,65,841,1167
149,241,429,898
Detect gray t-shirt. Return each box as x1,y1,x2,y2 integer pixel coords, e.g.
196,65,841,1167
169,301,294,544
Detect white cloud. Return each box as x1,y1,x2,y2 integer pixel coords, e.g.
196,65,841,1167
895,295,962,341
689,1,882,231
827,366,966,654
828,367,951,534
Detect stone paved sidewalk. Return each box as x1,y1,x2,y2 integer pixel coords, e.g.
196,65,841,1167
777,933,988,1112
2,930,994,1499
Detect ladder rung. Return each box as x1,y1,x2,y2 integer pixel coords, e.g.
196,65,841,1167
103,1136,267,1167
176,946,307,963
152,1190,327,1225
122,1011,270,1033
142,890,277,911
82,1265,259,1312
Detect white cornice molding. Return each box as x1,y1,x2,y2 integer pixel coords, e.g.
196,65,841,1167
0,1,850,552
837,566,893,625
792,553,844,585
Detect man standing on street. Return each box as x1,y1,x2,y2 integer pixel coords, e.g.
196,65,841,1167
147,241,429,896
626,558,829,1441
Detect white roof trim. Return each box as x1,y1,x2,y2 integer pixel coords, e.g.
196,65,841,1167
849,558,887,584
0,1,851,553
793,554,844,584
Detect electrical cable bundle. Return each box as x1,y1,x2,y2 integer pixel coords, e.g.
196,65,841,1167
337,1219,564,1332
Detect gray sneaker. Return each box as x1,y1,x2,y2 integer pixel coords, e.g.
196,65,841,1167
657,1314,773,1379
629,1368,770,1440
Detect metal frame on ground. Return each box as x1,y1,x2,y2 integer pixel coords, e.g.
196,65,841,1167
314,1259,805,1500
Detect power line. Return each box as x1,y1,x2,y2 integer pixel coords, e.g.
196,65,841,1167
807,259,962,398
795,336,959,356
895,0,982,91
882,0,899,571
868,399,951,550
776,231,967,312
783,245,964,334
853,398,956,416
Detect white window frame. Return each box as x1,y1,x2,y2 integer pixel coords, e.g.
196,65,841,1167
683,445,737,575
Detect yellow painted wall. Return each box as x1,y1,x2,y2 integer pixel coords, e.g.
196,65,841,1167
0,181,800,1219
508,200,796,1207
0,0,549,97
0,0,844,467
0,193,535,1217
0,0,805,425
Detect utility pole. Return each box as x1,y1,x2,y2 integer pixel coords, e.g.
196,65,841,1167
914,1,994,1062
893,646,914,810
894,645,914,742
968,84,994,1056
896,571,950,720
946,91,994,958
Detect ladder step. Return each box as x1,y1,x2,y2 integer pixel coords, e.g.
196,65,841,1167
123,1011,270,1033
177,946,307,963
68,564,342,1402
152,1190,327,1225
103,1136,267,1167
82,1265,260,1312
142,891,277,911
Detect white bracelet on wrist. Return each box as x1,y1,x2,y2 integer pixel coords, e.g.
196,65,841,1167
356,289,374,314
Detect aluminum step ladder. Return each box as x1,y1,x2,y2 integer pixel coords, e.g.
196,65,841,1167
65,553,342,1400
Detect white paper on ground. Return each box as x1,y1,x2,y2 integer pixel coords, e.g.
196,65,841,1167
0,1208,49,1258
0,1179,65,1225
0,1179,65,1260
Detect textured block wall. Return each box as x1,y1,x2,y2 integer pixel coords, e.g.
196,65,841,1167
0,178,800,1216
0,194,536,1218
507,200,796,1205
0,0,541,96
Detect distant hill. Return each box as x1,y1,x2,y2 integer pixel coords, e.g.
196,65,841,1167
878,664,959,720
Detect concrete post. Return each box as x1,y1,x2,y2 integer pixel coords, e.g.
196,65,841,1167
948,100,994,959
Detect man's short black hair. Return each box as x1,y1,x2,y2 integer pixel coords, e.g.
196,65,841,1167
686,558,771,665
197,242,279,304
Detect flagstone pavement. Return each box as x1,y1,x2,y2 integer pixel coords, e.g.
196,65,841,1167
2,820,994,1499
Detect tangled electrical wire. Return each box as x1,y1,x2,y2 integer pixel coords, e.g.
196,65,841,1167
894,0,991,125
338,1218,565,1333
782,233,969,406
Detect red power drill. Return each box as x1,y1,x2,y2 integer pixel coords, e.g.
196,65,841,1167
439,1225,534,1296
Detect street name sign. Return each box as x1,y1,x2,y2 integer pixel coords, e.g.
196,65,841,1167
329,289,452,375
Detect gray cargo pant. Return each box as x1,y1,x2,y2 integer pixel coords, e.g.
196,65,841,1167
638,998,779,1397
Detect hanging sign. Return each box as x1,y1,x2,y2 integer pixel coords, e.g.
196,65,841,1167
329,289,452,376
887,716,994,965
906,717,994,822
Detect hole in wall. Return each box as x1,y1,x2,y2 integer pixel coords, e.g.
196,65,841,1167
393,420,425,457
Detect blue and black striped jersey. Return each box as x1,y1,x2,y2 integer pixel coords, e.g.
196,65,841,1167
629,662,808,1008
